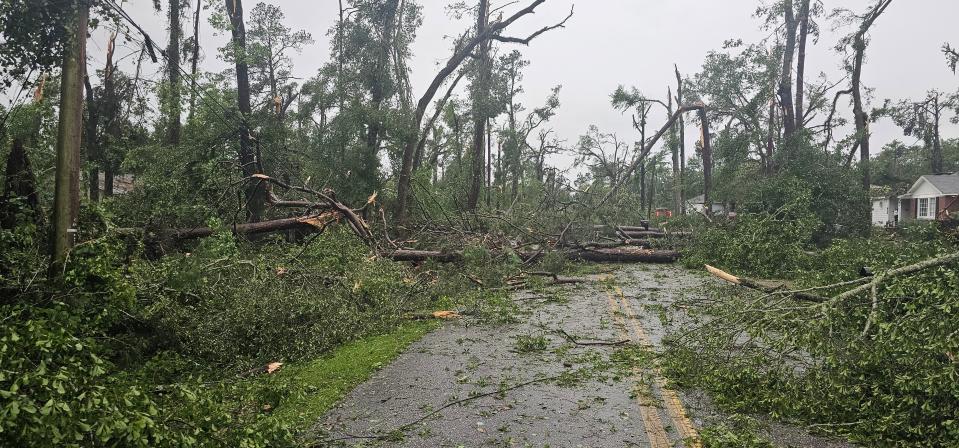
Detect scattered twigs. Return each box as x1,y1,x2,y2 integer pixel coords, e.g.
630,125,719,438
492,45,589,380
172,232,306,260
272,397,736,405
319,375,563,445
553,328,630,347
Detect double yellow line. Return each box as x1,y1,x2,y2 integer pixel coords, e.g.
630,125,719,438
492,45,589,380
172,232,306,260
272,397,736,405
606,285,701,448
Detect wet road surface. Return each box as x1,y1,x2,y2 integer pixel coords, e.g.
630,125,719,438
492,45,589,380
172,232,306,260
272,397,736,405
311,264,850,447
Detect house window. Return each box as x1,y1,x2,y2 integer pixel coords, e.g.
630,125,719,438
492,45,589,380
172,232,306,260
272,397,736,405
918,198,935,219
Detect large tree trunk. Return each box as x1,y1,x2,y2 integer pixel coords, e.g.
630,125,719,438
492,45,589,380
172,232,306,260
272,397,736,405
166,0,182,145
794,0,810,129
51,1,89,274
674,65,686,212
225,0,265,222
389,247,680,264
1,138,41,228
188,0,201,120
365,0,401,185
699,106,713,216
668,89,681,215
467,0,491,211
779,0,798,142
83,75,100,202
931,94,943,173
850,0,893,191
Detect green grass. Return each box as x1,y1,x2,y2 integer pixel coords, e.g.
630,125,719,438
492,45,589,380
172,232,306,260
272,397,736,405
269,321,439,429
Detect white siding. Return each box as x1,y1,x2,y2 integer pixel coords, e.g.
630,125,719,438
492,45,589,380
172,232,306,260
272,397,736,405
911,179,943,198
872,198,891,226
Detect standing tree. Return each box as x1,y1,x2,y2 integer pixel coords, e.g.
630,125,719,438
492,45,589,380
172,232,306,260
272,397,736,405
394,0,572,223
223,0,264,222
467,0,492,210
882,91,958,174
836,0,893,189
164,0,183,145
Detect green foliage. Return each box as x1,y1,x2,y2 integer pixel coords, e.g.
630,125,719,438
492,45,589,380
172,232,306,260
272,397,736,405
683,193,820,278
666,226,959,446
131,227,430,368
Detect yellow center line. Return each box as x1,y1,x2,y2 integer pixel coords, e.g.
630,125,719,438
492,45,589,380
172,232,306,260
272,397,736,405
606,289,671,448
614,286,702,448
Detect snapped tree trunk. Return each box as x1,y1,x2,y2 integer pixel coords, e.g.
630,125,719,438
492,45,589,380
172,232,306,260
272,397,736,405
51,1,89,274
1,138,41,228
674,64,686,212
699,107,713,215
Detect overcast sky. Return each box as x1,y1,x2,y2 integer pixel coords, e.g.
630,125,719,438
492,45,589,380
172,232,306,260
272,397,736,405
21,1,959,170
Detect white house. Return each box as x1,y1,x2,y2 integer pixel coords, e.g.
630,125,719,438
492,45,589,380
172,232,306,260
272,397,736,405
898,172,959,222
685,194,726,216
870,186,898,227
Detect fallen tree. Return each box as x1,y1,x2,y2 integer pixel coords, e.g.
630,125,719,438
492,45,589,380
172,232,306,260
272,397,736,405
388,247,680,264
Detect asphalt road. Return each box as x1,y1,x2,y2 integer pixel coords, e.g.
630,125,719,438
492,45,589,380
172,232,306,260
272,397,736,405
311,264,851,448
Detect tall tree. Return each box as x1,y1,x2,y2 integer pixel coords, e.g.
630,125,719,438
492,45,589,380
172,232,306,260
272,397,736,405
51,0,89,273
224,0,264,222
467,0,492,210
165,0,183,145
674,64,686,212
839,0,893,190
883,91,957,174
394,0,572,223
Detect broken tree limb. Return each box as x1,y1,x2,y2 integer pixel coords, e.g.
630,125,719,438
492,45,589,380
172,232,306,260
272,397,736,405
831,251,959,303
388,247,680,264
704,264,828,302
156,212,340,240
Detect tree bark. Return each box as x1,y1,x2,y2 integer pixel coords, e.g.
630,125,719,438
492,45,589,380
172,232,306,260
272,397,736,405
467,0,491,211
83,75,100,202
699,106,713,215
794,0,810,129
225,0,264,222
779,0,798,141
166,0,182,145
674,64,686,212
850,0,893,191
52,1,89,274
1,138,41,228
188,0,201,120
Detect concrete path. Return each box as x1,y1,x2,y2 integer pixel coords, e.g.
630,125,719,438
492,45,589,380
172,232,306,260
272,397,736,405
311,264,848,447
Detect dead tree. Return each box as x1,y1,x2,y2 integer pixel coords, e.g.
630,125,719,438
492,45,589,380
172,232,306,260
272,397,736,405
674,64,686,212
394,0,573,223
599,102,708,207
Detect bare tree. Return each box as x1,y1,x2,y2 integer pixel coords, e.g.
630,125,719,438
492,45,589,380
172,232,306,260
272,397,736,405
394,0,573,223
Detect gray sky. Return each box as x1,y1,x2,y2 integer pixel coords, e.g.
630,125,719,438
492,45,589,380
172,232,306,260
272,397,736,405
28,1,959,170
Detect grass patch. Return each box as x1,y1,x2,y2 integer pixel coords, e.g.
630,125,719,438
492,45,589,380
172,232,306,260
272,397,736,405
269,321,439,429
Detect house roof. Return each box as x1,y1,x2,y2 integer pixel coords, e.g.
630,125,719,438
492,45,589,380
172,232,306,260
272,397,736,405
900,172,959,198
925,172,959,195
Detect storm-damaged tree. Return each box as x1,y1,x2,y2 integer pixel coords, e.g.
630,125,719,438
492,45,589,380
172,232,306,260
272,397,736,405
222,0,265,222
394,0,573,223
944,43,958,73
834,0,893,190
466,0,492,211
882,90,958,174
163,0,183,146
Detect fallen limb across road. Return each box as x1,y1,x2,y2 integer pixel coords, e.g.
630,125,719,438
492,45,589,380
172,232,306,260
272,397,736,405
389,247,681,264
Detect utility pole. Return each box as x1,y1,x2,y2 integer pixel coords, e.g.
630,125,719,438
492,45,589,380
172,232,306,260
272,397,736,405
52,0,89,275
